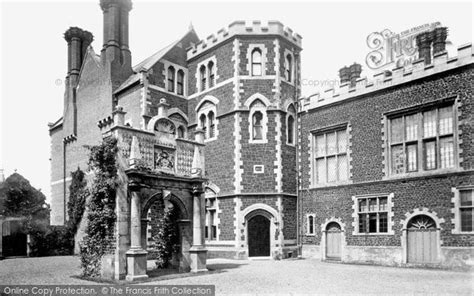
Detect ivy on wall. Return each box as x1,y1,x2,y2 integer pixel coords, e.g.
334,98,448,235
66,168,87,238
79,137,118,277
151,197,180,269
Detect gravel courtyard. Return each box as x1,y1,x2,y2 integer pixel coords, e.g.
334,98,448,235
0,256,473,295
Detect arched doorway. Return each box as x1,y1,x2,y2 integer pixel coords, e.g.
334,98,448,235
247,215,270,257
407,215,438,263
325,222,342,260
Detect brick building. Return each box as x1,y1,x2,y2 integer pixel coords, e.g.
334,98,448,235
299,35,474,268
49,0,301,261
49,0,473,269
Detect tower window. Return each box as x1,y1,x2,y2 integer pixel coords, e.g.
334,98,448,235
251,48,262,76
252,111,263,140
200,65,207,91
208,111,215,139
177,70,184,95
285,54,292,82
288,115,295,144
208,61,215,88
199,113,207,138
167,66,175,92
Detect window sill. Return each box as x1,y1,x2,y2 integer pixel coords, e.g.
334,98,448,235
384,168,464,180
249,139,268,144
451,231,474,235
204,137,218,143
305,233,316,236
352,232,395,236
286,142,296,147
310,180,353,188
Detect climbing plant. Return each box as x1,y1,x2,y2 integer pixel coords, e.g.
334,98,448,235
67,168,87,237
152,197,180,269
79,137,118,277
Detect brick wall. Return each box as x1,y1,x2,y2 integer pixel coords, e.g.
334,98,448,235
301,174,474,247
282,196,297,239
217,197,236,241
299,65,474,247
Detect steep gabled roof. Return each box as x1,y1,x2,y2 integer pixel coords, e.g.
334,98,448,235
115,27,199,95
132,39,181,72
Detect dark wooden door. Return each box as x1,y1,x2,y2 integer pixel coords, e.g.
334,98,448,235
2,220,27,257
248,215,270,257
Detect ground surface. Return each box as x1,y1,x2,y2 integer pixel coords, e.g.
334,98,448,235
0,256,473,295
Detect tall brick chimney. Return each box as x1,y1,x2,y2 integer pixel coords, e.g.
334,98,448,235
432,27,448,55
64,27,94,88
349,63,362,87
100,0,133,76
339,66,350,85
416,31,433,65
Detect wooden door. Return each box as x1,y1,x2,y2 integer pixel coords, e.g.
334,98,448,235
2,220,27,257
407,215,438,263
248,215,270,257
326,222,341,260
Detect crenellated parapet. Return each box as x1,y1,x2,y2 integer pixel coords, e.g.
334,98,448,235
301,43,473,112
186,20,302,60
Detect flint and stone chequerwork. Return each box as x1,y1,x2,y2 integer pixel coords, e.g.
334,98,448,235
299,41,474,269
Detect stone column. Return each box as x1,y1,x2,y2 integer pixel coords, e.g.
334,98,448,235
189,184,208,272
125,190,148,281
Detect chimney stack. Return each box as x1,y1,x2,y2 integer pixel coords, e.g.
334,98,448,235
339,66,350,85
416,31,434,65
100,0,133,71
433,27,448,55
64,27,94,87
349,63,362,87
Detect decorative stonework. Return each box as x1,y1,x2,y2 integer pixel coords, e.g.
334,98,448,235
274,112,283,193
272,39,281,105
400,207,445,230
233,113,243,193
232,39,241,109
301,44,473,112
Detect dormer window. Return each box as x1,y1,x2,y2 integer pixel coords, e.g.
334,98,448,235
177,70,184,95
167,66,175,92
251,48,262,76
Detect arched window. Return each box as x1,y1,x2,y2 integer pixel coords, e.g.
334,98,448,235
287,104,296,145
177,70,184,95
252,111,263,140
208,111,215,138
285,54,292,82
167,66,175,92
177,126,185,139
199,113,207,139
251,48,262,76
200,65,207,91
208,61,215,88
287,115,295,144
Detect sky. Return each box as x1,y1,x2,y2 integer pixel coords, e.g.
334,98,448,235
0,0,472,203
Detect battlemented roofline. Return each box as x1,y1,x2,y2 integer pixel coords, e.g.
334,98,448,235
186,20,302,60
300,43,473,112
